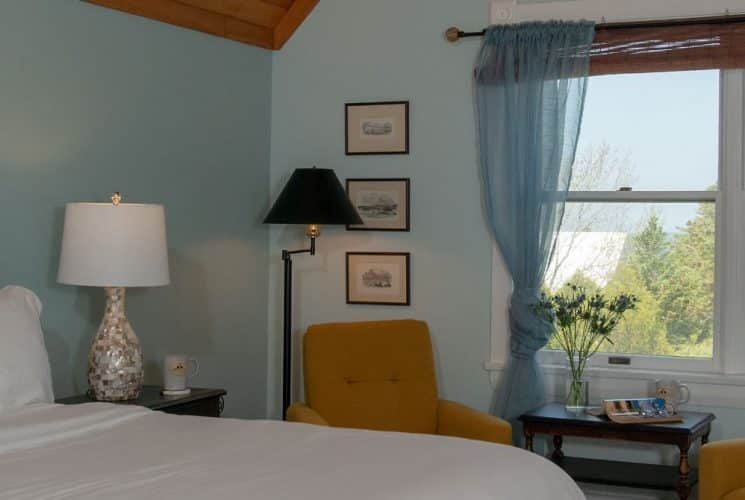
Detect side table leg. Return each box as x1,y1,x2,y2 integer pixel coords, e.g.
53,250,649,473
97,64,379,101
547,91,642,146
524,429,535,452
551,435,564,461
702,428,711,445
677,445,691,500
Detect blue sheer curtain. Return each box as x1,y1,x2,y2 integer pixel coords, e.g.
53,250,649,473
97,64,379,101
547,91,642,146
475,21,595,421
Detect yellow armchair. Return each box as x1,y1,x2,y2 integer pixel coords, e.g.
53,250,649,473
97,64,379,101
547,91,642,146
437,399,512,445
287,403,328,426
286,320,512,446
700,439,745,500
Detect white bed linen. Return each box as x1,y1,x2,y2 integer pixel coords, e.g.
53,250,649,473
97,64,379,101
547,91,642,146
0,403,584,500
0,286,54,414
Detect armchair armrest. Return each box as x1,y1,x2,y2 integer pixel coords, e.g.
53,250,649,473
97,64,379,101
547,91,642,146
286,403,329,426
700,439,745,500
436,399,512,445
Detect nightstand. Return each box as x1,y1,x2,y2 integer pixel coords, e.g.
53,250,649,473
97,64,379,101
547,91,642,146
520,403,715,500
56,386,227,417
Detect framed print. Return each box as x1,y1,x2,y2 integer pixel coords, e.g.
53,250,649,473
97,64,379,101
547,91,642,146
346,178,410,231
345,101,410,155
346,252,410,306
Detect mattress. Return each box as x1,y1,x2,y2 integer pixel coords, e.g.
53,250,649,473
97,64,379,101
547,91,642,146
0,403,584,500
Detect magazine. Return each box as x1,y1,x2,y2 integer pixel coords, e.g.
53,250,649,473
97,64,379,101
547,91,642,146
586,398,683,424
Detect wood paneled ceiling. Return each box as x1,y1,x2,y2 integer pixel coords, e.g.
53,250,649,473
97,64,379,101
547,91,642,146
83,0,319,50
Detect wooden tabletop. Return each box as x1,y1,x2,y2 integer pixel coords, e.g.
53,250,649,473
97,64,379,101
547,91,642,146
56,386,226,410
520,403,715,436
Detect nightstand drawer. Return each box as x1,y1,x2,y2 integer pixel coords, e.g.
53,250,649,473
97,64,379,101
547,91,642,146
57,386,227,418
161,397,222,417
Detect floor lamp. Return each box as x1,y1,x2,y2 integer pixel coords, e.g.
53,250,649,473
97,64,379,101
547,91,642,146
264,167,362,420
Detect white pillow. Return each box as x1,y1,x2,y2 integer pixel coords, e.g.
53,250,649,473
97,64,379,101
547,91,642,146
0,286,54,414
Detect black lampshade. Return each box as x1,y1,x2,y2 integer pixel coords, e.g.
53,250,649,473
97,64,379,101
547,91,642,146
264,168,363,225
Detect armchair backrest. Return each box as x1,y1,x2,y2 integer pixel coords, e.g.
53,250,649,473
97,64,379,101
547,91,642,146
303,320,438,434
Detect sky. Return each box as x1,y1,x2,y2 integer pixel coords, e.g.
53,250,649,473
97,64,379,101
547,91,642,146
569,69,720,233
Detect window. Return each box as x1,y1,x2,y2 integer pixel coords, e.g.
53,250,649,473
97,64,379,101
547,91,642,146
490,68,745,377
544,70,718,361
535,68,745,374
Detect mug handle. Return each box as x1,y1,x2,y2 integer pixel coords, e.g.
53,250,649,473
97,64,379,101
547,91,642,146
188,358,200,378
678,383,690,405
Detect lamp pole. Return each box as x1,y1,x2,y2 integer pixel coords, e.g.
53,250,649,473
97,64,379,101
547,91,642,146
280,236,315,421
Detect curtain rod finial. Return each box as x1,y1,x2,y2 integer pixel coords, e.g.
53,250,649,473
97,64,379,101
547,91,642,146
445,26,461,43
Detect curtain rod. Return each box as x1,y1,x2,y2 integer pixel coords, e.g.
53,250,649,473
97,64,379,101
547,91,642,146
444,13,745,43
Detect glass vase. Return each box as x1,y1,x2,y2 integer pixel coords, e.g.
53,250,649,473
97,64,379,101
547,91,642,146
565,355,590,412
565,377,589,412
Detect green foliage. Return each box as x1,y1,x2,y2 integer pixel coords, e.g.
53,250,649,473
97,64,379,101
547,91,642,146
627,212,668,296
659,202,715,346
602,264,672,355
548,199,715,358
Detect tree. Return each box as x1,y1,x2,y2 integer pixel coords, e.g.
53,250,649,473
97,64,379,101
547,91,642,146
546,143,635,289
603,263,672,356
659,200,715,347
548,207,715,357
626,212,669,296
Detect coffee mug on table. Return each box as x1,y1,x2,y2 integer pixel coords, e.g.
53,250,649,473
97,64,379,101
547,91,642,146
163,354,199,395
655,379,690,414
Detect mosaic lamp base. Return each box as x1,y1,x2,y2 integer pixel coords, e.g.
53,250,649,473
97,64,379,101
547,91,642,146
88,287,144,401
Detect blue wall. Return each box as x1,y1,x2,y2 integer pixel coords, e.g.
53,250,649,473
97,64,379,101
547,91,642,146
269,0,496,416
0,0,272,418
269,0,745,477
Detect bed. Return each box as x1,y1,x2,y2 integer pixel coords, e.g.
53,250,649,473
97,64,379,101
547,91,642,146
0,286,584,500
0,402,584,500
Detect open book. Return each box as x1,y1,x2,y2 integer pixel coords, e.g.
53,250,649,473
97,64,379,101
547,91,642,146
586,398,683,424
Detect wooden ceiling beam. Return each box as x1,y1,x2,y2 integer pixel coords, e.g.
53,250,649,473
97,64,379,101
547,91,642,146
273,0,318,49
84,0,274,49
224,16,275,47
174,0,287,29
260,0,293,8
82,0,317,50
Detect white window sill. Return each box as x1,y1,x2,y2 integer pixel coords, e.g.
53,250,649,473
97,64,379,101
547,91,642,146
483,360,745,409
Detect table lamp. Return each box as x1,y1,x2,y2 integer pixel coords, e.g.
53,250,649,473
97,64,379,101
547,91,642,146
264,167,362,419
57,193,170,401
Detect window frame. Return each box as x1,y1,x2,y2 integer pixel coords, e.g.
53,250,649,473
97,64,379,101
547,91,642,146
487,69,745,381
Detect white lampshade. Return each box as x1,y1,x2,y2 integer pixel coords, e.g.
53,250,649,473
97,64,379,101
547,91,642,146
57,202,170,287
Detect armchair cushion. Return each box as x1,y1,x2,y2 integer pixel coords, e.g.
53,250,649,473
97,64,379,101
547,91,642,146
701,439,745,500
286,403,329,426
304,320,438,434
436,399,512,445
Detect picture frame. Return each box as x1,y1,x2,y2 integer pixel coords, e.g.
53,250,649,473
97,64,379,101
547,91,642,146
346,252,410,306
346,178,410,232
345,101,410,155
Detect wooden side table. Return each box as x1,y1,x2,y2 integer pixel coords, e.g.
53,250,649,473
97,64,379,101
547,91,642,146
57,386,227,417
520,403,715,500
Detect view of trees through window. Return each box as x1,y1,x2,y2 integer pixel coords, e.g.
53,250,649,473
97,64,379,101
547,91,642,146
544,71,718,358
